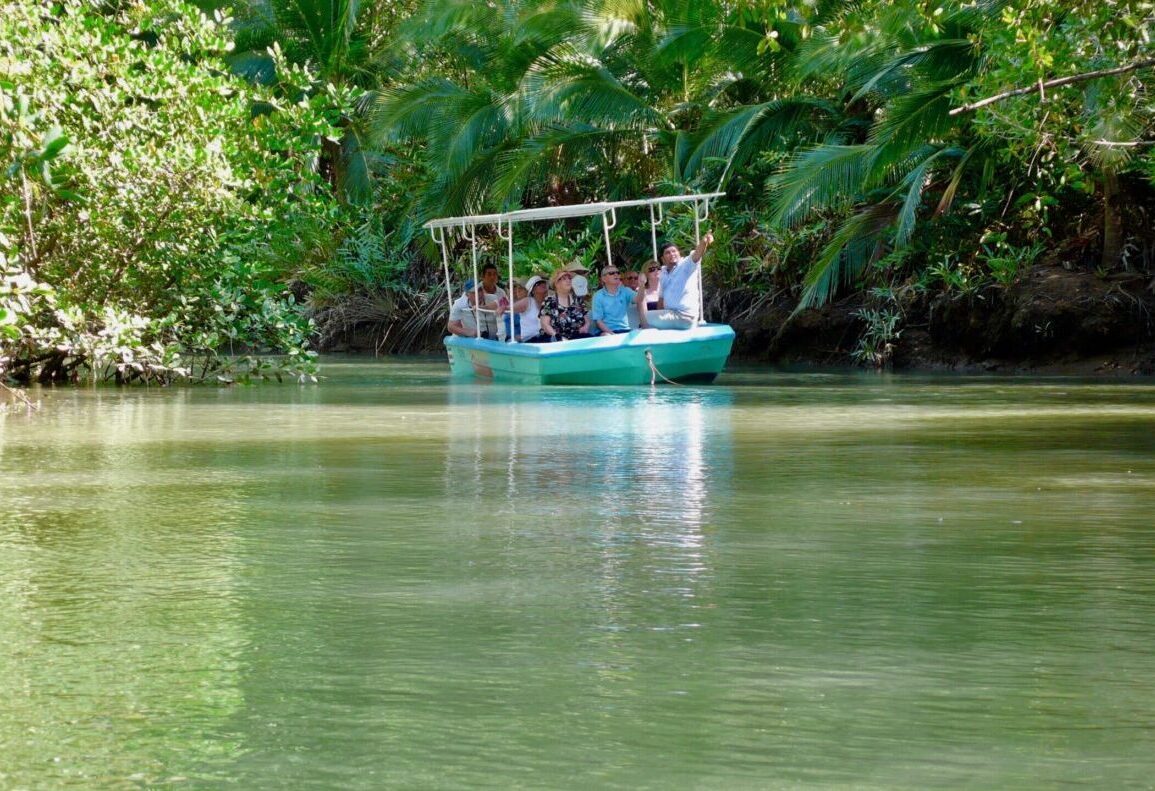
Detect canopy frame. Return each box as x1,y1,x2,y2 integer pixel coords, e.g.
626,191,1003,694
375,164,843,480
427,192,725,342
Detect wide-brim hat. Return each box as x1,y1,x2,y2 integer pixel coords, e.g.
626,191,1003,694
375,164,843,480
550,269,573,288
564,259,589,274
525,274,548,292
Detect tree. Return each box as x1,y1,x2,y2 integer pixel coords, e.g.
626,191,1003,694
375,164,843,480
1,0,322,383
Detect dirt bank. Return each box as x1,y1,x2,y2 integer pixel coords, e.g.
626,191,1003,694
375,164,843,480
731,264,1155,375
318,264,1155,376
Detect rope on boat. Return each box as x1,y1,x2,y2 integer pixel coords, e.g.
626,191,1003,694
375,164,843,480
644,349,683,387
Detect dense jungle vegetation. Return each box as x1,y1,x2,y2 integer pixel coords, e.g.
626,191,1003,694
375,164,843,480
2,0,1153,388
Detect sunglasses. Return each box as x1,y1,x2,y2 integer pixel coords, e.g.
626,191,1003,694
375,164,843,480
603,270,620,276
647,267,660,273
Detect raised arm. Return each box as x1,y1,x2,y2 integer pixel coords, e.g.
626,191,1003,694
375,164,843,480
690,230,714,263
634,286,649,329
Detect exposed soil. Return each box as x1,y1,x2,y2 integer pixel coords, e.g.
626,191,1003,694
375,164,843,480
318,263,1155,376
731,264,1155,375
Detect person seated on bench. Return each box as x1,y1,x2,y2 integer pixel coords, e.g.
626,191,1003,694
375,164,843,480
590,264,638,336
640,231,714,330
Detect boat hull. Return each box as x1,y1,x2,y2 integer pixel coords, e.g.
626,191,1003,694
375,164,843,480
444,325,735,385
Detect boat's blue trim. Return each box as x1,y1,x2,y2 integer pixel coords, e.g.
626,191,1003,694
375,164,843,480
444,325,735,358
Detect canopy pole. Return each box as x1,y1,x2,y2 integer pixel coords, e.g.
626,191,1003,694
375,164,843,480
462,222,482,339
601,207,617,272
497,218,514,343
432,226,453,319
648,202,663,263
506,220,515,343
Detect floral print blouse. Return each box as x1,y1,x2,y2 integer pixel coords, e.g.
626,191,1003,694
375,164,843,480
540,295,588,339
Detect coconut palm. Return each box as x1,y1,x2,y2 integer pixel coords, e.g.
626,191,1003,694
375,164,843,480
227,0,412,203
683,0,1000,308
368,0,777,218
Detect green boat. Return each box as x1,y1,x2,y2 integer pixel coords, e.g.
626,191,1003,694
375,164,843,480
444,324,735,385
428,193,735,385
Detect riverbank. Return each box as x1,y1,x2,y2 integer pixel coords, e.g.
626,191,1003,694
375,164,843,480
318,263,1155,376
730,263,1155,375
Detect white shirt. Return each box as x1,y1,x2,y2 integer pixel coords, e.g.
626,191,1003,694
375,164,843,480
659,254,701,318
449,295,478,335
474,286,507,335
519,298,542,340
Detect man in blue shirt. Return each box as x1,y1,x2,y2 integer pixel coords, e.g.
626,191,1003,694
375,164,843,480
590,265,638,335
642,231,714,330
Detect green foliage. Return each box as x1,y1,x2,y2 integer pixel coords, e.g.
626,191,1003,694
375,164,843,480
5,0,1154,377
978,232,1044,285
1,0,325,385
851,305,903,368
920,254,988,295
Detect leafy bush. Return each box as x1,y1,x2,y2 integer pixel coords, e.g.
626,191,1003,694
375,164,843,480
0,0,328,384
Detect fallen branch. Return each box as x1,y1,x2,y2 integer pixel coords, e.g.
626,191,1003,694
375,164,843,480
950,58,1155,116
1,379,40,411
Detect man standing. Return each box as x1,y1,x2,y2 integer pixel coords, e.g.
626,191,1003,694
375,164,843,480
641,231,714,330
590,265,637,336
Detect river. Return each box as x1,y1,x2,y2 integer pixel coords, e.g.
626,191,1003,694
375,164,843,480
3,359,1155,788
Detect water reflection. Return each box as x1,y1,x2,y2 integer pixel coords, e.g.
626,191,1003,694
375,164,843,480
443,384,733,627
444,383,731,526
3,366,1155,788
0,390,248,788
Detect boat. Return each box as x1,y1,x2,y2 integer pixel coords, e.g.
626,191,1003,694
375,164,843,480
426,193,735,385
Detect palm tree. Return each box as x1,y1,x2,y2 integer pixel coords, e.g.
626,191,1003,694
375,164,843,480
227,0,412,203
683,0,999,308
367,0,774,218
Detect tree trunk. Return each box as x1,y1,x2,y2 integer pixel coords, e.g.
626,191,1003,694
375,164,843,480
1101,170,1124,270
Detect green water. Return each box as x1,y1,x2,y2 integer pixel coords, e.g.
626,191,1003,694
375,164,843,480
3,360,1155,789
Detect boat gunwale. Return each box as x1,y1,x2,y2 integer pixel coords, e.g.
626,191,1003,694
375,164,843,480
443,325,735,360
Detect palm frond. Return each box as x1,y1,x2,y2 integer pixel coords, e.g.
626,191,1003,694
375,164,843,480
338,125,373,205
490,123,620,204
934,142,985,217
866,81,960,175
847,40,974,105
889,145,961,246
368,78,470,142
515,1,589,50
428,91,512,180
713,24,773,79
523,47,660,129
272,0,363,79
796,202,896,310
685,97,840,185
769,144,873,227
398,0,491,43
1083,80,1149,171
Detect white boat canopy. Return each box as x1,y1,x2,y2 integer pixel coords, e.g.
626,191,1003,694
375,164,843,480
427,192,725,341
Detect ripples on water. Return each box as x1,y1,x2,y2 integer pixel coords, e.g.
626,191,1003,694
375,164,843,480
2,362,1155,788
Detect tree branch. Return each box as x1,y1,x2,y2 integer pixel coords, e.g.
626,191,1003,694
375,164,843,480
1,380,41,411
949,58,1155,116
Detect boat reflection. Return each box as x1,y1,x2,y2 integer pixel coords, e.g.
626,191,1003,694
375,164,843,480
443,385,734,626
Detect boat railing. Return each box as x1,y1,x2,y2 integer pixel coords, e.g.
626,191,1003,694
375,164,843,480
428,192,725,343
